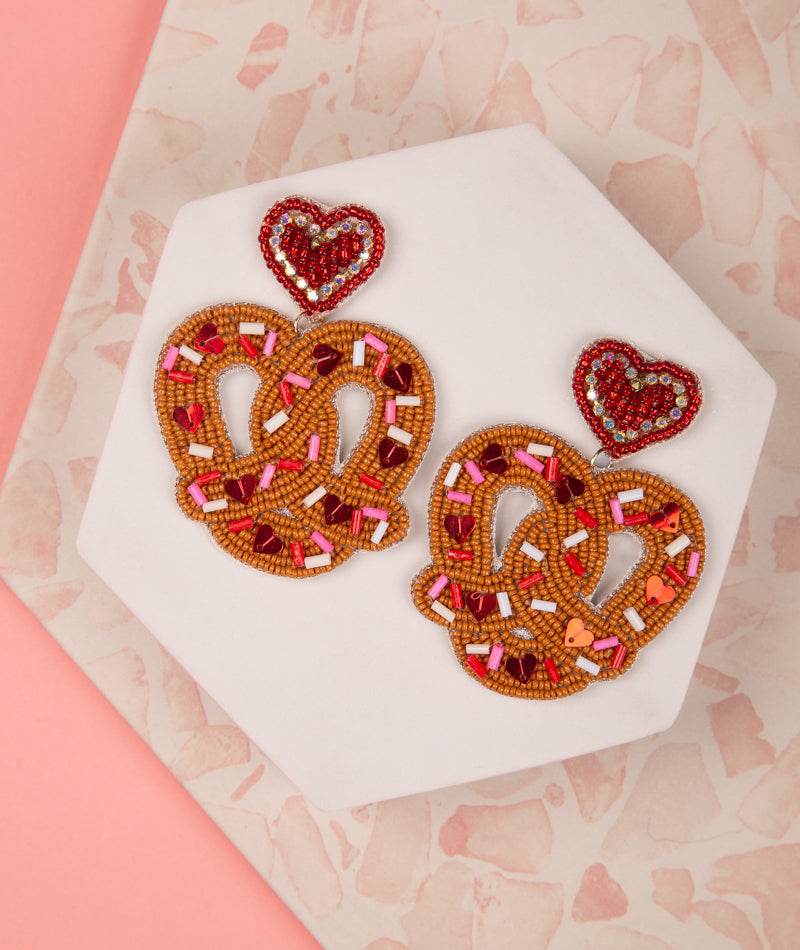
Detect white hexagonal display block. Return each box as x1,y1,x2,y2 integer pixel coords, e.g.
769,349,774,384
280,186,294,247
78,126,774,810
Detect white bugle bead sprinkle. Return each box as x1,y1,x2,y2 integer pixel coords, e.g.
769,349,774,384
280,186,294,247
387,425,412,445
623,606,645,632
431,600,455,624
239,321,265,335
370,520,389,544
526,441,554,457
563,529,589,548
496,591,512,618
443,462,461,487
264,409,289,434
179,344,203,365
521,541,545,562
665,534,691,558
304,553,332,569
576,656,601,676
352,339,365,366
396,395,421,407
202,498,228,513
302,485,327,507
530,599,557,613
188,442,213,458
465,643,491,655
617,488,645,504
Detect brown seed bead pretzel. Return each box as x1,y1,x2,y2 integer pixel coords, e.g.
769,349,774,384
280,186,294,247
155,303,435,575
411,425,705,699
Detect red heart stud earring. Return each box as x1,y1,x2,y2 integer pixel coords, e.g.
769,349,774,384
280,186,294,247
412,339,705,700
155,196,435,576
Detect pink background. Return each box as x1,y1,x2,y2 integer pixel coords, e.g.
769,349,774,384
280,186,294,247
0,3,318,947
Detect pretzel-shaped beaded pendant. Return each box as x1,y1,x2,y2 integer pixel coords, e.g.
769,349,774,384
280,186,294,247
155,198,435,576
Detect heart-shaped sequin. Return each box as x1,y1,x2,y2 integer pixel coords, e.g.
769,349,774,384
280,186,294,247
444,514,476,543
224,474,257,505
555,474,585,504
259,197,385,315
323,493,353,525
465,591,497,621
564,617,593,647
505,653,537,683
378,437,409,469
382,362,413,393
479,442,508,475
172,403,205,433
645,575,676,605
650,501,680,533
252,524,283,555
311,342,343,376
194,322,225,354
574,339,702,458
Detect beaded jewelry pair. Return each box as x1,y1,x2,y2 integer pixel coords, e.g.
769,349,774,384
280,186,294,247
155,197,705,700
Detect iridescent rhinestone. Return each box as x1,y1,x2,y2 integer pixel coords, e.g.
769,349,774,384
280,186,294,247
320,284,332,296
593,404,604,416
326,227,338,240
645,373,658,385
356,222,367,234
307,289,318,301
309,222,321,235
603,418,615,430
334,275,346,285
297,277,307,289
295,214,307,226
625,367,637,379
626,428,638,439
602,352,615,361
274,251,285,262
676,395,688,407
670,408,682,419
359,251,370,260
269,235,281,246
341,221,352,231
280,213,290,224
659,373,672,385
614,432,626,442
673,383,685,394
363,237,373,249
618,356,629,366
656,416,668,428
586,388,597,401
349,263,360,274
641,420,652,431
284,264,296,276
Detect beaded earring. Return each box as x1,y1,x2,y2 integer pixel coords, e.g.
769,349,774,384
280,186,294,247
155,197,435,576
412,339,705,699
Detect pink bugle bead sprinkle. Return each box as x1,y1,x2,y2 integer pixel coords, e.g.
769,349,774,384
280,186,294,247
187,483,207,506
428,573,449,599
362,506,388,521
385,399,396,424
259,463,276,489
514,449,545,473
311,530,333,554
364,332,388,353
263,330,277,356
465,460,485,485
162,346,179,370
308,433,320,461
447,490,472,505
592,636,619,652
286,371,311,389
687,551,700,577
609,498,623,525
487,643,504,671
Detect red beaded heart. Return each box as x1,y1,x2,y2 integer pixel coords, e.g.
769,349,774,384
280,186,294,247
172,403,205,433
194,322,225,354
311,343,343,376
382,362,413,393
252,524,283,555
378,437,409,469
324,493,353,525
504,653,537,683
466,591,497,621
444,514,476,543
225,474,257,505
573,340,702,458
259,197,385,316
479,442,508,475
650,501,680,533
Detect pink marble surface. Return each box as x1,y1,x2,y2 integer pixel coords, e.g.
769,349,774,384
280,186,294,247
1,2,798,947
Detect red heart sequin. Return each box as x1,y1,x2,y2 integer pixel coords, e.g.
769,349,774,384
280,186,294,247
382,362,413,393
172,403,205,433
465,591,497,621
378,437,409,469
224,474,257,505
505,653,537,683
555,475,585,504
650,501,680,533
194,322,225,354
252,524,283,555
311,343,342,376
573,339,702,458
259,197,385,315
323,493,353,525
444,514,476,543
479,442,508,475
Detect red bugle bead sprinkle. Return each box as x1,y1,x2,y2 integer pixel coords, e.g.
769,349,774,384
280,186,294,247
623,512,649,525
545,657,561,683
518,572,543,589
279,381,294,406
450,582,463,609
664,564,687,586
290,541,305,567
374,352,391,378
168,369,195,384
359,473,384,490
278,458,304,471
564,552,586,576
350,509,363,536
574,507,597,529
448,549,473,561
239,335,259,359
466,655,488,678
611,644,628,669
228,517,253,533
194,469,220,485
544,457,559,482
